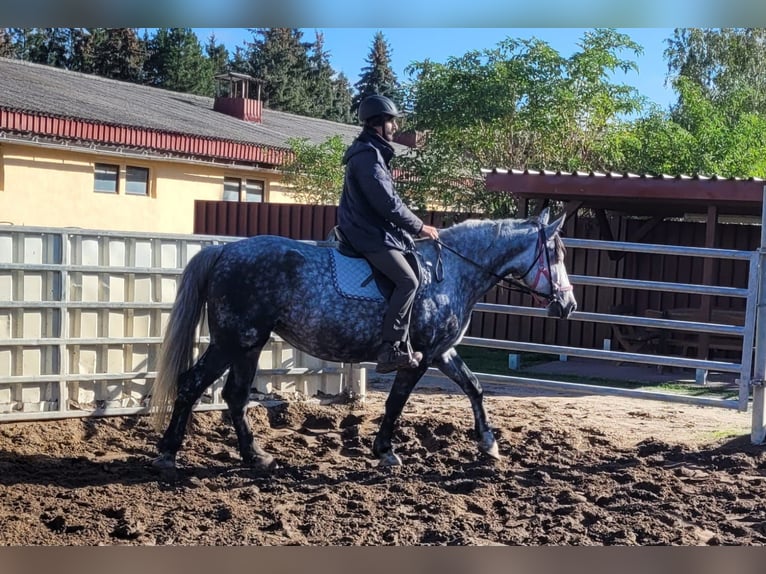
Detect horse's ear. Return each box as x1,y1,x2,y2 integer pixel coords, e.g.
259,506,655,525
538,207,550,225
544,214,566,239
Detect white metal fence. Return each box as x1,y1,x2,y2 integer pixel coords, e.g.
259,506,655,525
0,226,362,422
2,219,765,443
419,229,766,443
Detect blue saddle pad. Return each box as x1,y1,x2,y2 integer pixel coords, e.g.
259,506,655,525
329,250,386,302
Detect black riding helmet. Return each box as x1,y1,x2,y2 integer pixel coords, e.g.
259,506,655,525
358,94,401,124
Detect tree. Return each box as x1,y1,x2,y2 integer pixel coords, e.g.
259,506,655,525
398,29,644,214
305,31,335,118
70,28,146,82
621,78,766,178
9,28,72,68
144,28,214,96
0,29,14,58
303,31,353,123
352,31,402,118
229,44,250,75
247,28,313,115
665,28,766,117
330,72,354,125
281,136,346,204
205,32,230,78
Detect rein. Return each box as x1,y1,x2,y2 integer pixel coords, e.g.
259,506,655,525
433,226,557,302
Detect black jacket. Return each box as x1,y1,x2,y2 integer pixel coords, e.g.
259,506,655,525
337,128,423,253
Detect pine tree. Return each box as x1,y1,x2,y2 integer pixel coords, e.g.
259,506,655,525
331,72,354,124
352,31,402,117
306,31,337,120
71,28,146,82
205,32,230,77
247,28,313,115
229,44,250,75
144,28,214,96
11,28,72,68
0,29,14,58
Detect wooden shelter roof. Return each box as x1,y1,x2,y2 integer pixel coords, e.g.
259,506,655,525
483,169,766,218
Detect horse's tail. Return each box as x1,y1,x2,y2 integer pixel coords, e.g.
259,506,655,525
149,245,223,431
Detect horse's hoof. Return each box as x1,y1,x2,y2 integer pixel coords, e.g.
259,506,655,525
479,431,501,461
378,451,402,467
151,453,177,470
245,451,275,471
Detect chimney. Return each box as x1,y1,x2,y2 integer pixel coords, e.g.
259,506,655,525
213,72,263,123
393,130,427,149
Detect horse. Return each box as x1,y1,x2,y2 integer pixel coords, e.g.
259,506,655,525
149,207,577,469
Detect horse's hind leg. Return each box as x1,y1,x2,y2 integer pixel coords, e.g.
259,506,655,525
221,349,274,470
434,347,500,460
372,363,429,466
155,344,230,469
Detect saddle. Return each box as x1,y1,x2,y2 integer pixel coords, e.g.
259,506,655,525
327,226,423,302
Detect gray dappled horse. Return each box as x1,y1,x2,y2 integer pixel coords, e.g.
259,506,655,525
150,208,577,469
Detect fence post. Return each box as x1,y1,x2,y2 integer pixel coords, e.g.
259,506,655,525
751,186,766,444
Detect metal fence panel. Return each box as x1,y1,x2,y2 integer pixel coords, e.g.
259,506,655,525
0,226,361,422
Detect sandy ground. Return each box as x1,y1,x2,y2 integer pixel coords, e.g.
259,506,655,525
0,373,764,546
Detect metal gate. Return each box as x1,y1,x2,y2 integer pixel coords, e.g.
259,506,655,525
411,205,766,444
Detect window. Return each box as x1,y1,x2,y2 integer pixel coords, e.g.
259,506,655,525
94,163,119,193
126,166,150,196
223,177,241,202
223,177,264,202
244,179,264,203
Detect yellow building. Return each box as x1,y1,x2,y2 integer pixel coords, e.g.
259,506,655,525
0,58,365,234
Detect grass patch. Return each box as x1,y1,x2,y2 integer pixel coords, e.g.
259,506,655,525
454,345,739,400
703,429,748,441
456,345,553,373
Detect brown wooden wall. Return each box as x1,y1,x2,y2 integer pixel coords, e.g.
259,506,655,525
194,200,759,354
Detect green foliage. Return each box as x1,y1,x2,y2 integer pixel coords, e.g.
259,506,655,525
247,28,313,115
620,78,766,178
400,29,644,215
665,28,766,116
0,29,14,58
282,136,346,205
329,72,354,124
205,32,230,77
72,28,146,82
144,28,213,96
352,31,402,119
307,31,353,123
7,28,73,67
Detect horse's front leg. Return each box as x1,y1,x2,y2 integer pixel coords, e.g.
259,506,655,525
372,362,429,466
434,347,500,460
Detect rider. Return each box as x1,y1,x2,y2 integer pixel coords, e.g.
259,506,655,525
337,94,440,374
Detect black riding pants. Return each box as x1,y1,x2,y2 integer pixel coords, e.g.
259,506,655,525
364,249,419,343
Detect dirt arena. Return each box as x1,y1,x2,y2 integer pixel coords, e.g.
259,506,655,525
0,376,765,546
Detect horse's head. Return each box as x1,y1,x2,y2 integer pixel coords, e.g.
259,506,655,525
514,208,577,319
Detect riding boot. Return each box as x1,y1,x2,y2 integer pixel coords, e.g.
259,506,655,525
376,341,420,373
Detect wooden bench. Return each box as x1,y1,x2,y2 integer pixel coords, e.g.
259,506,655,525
643,307,745,358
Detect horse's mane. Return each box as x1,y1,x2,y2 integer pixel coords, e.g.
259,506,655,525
437,219,504,254
437,216,566,262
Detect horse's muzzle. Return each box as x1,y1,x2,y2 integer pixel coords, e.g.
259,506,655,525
547,299,576,318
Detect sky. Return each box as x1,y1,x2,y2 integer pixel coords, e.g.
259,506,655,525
194,28,678,110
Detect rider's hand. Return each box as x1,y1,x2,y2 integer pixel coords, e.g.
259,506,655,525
419,224,439,240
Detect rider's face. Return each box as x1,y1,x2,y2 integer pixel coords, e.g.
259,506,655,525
381,117,397,141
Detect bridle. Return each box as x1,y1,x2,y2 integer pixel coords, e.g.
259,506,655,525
433,225,571,305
